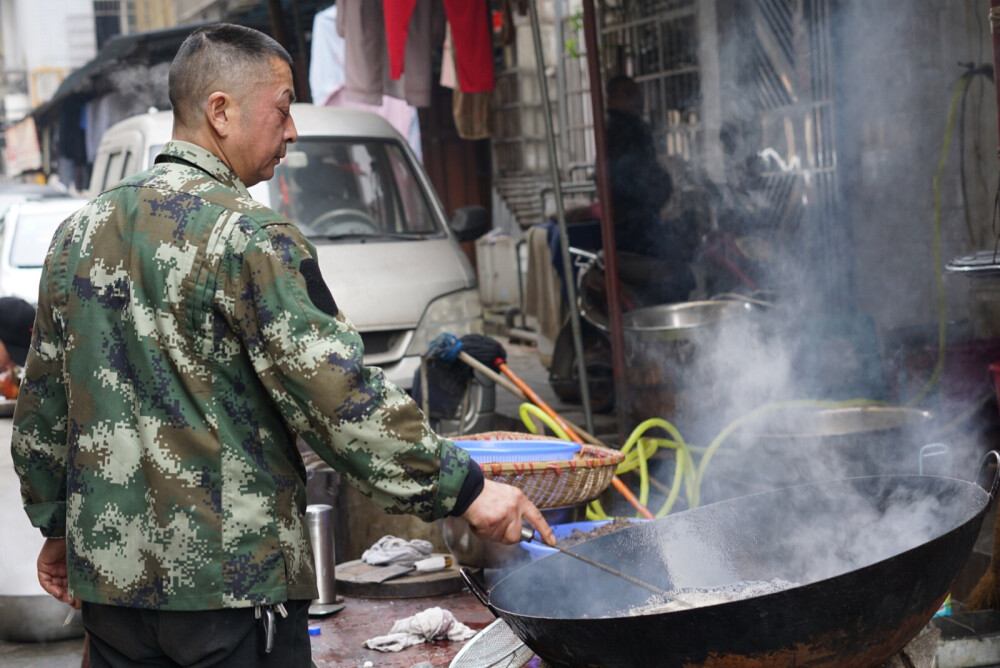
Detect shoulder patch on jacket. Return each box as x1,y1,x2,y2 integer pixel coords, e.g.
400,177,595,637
300,258,338,317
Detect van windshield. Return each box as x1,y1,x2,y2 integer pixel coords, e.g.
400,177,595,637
268,138,442,240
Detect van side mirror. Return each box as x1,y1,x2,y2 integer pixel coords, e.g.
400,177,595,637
449,205,489,242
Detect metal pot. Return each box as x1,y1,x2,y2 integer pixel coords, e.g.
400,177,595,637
619,300,754,434
702,406,940,501
749,406,934,441
622,300,753,342
700,406,938,505
463,453,1000,667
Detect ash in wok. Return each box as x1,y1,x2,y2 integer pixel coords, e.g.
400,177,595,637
621,578,799,617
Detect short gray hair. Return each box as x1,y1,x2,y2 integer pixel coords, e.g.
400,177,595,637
169,23,292,129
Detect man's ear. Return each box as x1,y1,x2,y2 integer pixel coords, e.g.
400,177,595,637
205,91,234,138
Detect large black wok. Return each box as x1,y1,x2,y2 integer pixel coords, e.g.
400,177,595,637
463,454,1000,667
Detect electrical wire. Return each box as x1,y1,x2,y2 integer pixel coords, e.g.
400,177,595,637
961,68,978,247
518,402,572,441
957,61,995,249
906,74,971,407
961,0,990,247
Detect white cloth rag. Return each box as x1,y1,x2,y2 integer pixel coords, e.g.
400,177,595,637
361,535,433,567
363,607,477,652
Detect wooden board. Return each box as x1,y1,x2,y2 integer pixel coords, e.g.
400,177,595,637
335,556,466,598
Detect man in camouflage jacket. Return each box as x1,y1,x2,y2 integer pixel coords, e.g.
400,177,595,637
12,23,552,666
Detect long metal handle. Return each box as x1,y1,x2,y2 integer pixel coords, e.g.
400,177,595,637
528,0,596,438
457,351,526,402
458,351,604,446
519,528,678,601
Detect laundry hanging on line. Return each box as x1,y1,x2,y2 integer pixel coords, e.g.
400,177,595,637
310,4,423,161
336,0,495,109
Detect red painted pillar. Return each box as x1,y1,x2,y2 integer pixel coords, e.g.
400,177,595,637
582,0,629,442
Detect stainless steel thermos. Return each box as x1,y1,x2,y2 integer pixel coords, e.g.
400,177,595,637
305,503,336,603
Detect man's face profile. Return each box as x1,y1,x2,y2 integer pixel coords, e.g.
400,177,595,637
227,56,298,187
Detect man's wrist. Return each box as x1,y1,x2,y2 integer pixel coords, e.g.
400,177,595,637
450,463,485,517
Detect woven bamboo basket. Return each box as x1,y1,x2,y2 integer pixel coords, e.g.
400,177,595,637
454,431,625,509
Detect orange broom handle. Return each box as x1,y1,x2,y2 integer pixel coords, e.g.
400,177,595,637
496,359,583,443
495,359,656,520
609,477,655,520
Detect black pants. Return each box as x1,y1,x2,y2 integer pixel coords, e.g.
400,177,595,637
81,600,311,668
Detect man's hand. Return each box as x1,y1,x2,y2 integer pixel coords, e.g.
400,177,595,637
37,538,80,609
461,479,556,546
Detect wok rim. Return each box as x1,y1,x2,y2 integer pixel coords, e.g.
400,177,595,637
483,472,992,623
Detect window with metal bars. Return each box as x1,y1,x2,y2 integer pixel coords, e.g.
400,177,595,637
490,1,704,227
600,1,702,166
93,0,122,49
517,1,704,175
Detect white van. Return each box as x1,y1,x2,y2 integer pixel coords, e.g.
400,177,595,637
89,104,494,433
0,197,89,303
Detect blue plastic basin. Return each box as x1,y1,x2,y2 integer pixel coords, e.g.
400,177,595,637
455,439,581,464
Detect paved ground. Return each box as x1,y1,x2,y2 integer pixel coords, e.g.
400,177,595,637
0,638,83,668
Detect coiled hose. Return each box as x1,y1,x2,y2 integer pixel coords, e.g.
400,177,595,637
519,397,884,521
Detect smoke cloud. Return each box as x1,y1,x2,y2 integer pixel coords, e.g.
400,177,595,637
484,0,998,635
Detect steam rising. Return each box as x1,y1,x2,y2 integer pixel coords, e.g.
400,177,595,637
488,476,984,621
490,1,997,632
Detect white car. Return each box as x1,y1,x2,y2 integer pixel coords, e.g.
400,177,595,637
0,182,68,215
0,198,88,304
88,105,494,433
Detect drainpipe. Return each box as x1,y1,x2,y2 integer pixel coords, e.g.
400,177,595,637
582,0,629,444
991,1,1000,158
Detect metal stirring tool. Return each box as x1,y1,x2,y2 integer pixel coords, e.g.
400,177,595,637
520,527,693,607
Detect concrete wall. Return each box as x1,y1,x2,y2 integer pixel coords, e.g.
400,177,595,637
837,0,998,339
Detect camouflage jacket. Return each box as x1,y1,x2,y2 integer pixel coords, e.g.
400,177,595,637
11,140,476,610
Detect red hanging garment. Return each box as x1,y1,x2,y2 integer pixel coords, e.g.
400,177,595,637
383,0,420,81
383,0,494,92
443,0,494,92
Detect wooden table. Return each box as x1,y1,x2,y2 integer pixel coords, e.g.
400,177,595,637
309,591,499,667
